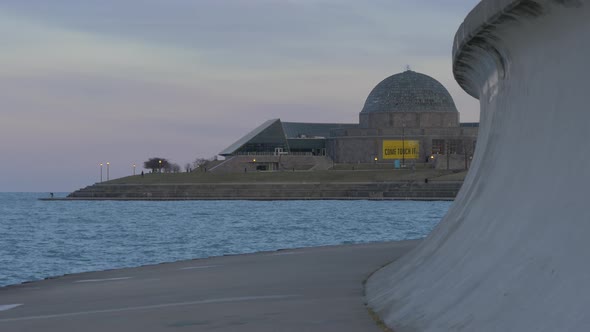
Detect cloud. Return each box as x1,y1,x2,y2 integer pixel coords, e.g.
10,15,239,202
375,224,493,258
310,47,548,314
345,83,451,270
0,1,480,191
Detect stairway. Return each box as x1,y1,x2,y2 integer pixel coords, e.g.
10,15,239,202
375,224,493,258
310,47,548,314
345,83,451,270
67,181,462,200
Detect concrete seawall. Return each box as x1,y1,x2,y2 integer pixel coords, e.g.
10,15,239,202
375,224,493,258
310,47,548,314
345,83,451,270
65,181,462,200
367,1,590,331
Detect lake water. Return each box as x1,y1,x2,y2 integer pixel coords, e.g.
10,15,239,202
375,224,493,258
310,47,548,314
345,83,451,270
0,193,451,287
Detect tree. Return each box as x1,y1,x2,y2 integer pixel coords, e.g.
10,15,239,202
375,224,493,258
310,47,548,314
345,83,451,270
192,157,209,170
169,163,181,173
192,156,221,172
144,157,169,173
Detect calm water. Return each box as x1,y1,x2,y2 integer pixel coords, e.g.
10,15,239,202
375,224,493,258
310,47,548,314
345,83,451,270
0,193,450,287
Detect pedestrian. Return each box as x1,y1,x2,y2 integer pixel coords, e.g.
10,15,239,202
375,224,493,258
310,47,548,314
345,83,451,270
141,171,144,177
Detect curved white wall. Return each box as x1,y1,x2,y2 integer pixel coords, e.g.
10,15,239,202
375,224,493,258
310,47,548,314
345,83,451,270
366,1,590,331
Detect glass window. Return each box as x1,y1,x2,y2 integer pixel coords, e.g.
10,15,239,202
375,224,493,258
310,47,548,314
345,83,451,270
432,139,445,154
449,140,461,154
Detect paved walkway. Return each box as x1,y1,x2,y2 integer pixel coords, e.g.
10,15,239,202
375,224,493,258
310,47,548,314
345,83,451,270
0,241,418,331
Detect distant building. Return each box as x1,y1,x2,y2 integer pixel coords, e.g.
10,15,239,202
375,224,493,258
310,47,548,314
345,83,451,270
219,120,357,158
216,70,478,171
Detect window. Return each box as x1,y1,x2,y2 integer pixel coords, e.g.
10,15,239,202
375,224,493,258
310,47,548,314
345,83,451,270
432,139,445,155
449,140,461,154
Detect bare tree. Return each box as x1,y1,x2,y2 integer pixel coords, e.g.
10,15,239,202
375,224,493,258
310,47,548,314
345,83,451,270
193,158,209,170
171,163,181,173
162,163,181,173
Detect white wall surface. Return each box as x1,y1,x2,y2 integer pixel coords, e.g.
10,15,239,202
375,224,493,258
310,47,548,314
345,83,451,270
366,1,590,331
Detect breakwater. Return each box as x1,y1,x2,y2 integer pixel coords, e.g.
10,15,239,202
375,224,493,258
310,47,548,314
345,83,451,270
65,181,462,200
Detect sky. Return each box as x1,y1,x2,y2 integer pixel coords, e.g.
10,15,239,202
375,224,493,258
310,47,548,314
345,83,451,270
0,0,481,192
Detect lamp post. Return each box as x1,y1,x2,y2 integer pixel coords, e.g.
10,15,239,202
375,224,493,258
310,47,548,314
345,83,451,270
106,162,110,181
374,156,378,164
158,160,162,173
100,163,103,183
133,164,136,176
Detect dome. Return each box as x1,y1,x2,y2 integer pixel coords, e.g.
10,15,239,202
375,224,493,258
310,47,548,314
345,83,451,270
361,70,458,113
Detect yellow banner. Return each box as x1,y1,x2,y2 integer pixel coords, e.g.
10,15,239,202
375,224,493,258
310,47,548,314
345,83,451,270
383,140,419,160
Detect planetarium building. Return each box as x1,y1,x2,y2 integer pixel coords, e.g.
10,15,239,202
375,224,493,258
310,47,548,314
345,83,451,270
217,70,478,171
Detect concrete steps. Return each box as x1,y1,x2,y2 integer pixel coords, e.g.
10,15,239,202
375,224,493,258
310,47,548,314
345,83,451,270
67,181,462,200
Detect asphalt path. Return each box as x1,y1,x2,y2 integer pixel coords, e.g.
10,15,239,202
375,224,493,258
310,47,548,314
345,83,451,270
0,241,418,331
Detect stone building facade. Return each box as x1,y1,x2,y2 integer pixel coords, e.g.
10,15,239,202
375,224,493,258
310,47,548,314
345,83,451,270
218,70,478,170
327,70,478,165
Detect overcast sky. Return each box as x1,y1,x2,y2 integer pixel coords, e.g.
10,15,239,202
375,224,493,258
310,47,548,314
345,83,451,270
1,0,480,192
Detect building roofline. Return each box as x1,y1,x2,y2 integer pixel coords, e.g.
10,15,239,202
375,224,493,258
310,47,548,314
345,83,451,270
219,119,282,156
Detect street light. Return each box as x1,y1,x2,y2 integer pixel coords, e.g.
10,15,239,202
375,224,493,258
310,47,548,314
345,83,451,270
100,163,103,183
106,162,110,181
158,160,162,173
